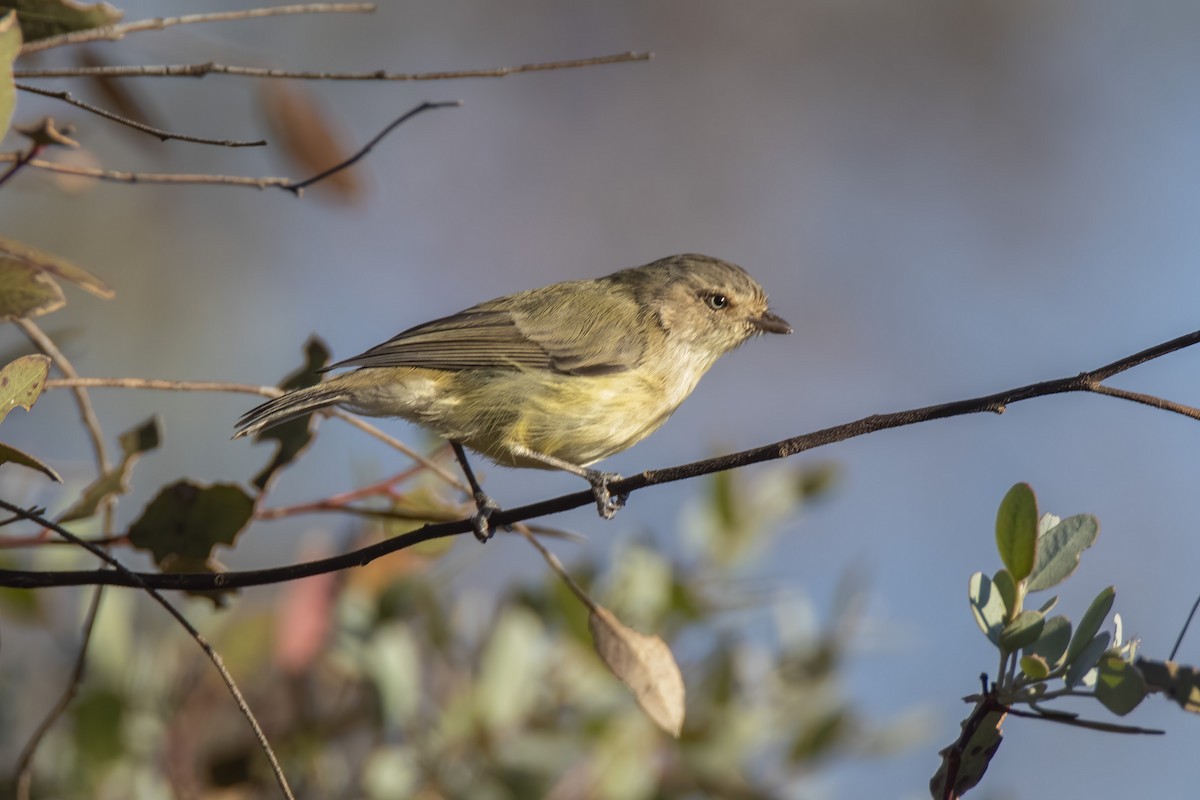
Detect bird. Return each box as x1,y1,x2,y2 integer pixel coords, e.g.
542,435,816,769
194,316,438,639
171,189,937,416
235,253,790,541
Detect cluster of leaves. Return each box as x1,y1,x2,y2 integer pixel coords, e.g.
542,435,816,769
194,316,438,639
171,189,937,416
1,458,912,799
931,483,1200,799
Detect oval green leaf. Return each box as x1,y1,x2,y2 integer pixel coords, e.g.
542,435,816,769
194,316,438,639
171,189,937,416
1020,654,1050,680
1000,609,1045,652
1065,632,1111,688
995,483,1038,582
1027,514,1100,592
1095,655,1147,716
1064,585,1115,667
1023,614,1072,670
992,569,1017,621
969,571,1007,646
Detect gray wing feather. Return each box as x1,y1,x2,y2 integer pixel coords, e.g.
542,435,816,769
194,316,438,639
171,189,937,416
326,282,647,375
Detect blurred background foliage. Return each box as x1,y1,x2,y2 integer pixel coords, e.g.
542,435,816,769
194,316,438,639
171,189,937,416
4,1,1200,798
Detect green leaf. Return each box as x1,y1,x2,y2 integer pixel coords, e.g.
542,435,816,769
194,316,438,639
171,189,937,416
995,483,1038,582
1095,655,1147,716
1020,654,1050,680
968,571,1007,646
59,416,160,522
0,237,115,299
0,440,60,481
1064,632,1110,688
127,480,254,568
992,569,1017,621
1064,585,1115,667
0,259,65,319
1135,658,1200,714
0,353,49,424
251,336,329,492
4,0,123,42
999,610,1044,652
1023,615,1072,670
0,11,19,141
1037,595,1059,614
1026,514,1100,592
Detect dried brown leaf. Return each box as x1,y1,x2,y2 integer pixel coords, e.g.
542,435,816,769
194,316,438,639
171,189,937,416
588,605,685,736
260,82,363,203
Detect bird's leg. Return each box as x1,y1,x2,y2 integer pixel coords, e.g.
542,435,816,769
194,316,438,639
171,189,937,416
451,441,501,542
508,444,627,519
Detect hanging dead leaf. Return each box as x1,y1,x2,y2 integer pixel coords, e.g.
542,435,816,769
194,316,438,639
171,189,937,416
588,604,685,737
260,82,363,203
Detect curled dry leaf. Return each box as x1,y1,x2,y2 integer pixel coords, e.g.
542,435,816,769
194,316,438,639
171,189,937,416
588,604,685,737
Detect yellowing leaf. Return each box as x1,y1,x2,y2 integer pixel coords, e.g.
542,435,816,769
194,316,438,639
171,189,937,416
588,605,685,737
0,237,114,299
0,11,19,141
0,353,49,423
6,0,123,42
0,259,65,319
59,416,161,522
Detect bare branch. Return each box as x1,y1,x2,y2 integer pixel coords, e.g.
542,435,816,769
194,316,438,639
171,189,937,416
6,327,1200,593
0,501,296,800
13,51,653,81
0,100,457,194
16,83,267,147
43,375,466,488
19,3,378,56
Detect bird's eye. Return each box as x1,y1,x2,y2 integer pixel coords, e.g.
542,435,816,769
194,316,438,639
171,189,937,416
705,293,729,310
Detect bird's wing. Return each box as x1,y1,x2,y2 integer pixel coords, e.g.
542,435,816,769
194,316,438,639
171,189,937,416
325,282,647,375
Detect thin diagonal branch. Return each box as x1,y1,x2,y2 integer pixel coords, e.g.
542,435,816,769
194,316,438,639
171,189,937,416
0,99,457,195
13,51,653,81
16,83,267,147
43,375,465,488
20,3,378,55
6,327,1200,593
0,502,296,799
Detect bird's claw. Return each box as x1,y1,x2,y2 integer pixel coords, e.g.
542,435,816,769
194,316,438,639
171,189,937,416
587,471,627,519
469,491,502,543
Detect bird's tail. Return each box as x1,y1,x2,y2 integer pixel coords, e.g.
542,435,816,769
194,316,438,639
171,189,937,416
233,383,350,439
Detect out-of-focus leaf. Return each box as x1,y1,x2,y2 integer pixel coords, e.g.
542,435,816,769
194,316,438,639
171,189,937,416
251,336,329,491
59,416,160,522
1026,514,1099,592
998,610,1044,652
274,542,337,675
0,353,48,423
968,571,1006,646
588,604,685,737
995,483,1037,582
0,440,60,481
14,116,77,148
260,82,363,203
1064,585,1115,668
0,10,19,140
362,622,422,731
128,479,254,567
6,0,123,42
1095,655,1147,716
1023,614,1071,671
476,606,544,732
930,704,1006,799
71,685,126,764
0,259,65,319
77,45,161,136
790,707,852,763
0,555,43,620
0,236,114,299
1136,658,1200,713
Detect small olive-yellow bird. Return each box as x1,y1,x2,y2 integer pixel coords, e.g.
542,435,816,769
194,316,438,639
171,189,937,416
235,253,790,539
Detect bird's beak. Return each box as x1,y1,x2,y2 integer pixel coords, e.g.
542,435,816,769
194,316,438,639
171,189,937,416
750,310,792,335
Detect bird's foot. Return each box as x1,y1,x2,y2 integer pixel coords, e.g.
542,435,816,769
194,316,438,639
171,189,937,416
469,490,502,543
585,470,627,519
